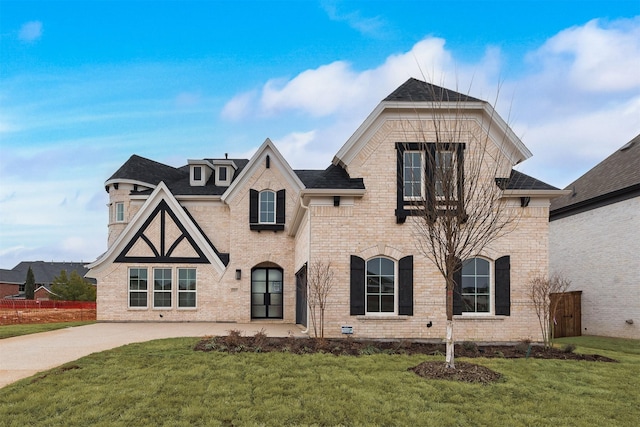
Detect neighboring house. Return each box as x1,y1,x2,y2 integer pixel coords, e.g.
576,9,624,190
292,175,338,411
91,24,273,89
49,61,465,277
550,134,640,339
0,261,95,299
87,78,564,341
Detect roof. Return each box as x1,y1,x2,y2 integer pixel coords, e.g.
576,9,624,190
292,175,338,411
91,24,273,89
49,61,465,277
383,78,484,103
0,269,25,284
107,155,186,186
550,134,640,219
295,165,365,190
506,170,559,191
7,261,95,287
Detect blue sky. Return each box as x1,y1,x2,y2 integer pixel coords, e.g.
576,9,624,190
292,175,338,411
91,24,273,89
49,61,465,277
1,0,639,269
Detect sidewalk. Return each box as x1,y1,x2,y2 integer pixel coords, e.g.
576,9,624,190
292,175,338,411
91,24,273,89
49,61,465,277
0,322,306,388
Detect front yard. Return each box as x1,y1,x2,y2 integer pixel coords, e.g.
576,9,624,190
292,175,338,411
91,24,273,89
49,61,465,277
1,335,638,426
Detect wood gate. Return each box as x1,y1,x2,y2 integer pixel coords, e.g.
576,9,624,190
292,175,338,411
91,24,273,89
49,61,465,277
551,291,582,338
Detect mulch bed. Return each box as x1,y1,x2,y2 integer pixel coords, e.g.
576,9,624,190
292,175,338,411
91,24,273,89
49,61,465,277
194,333,617,384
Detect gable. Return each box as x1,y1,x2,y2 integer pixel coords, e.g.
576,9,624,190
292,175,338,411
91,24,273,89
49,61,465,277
115,200,209,263
87,182,227,274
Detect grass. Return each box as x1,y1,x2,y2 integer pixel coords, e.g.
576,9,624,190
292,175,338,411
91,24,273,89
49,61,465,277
0,321,95,339
1,336,638,426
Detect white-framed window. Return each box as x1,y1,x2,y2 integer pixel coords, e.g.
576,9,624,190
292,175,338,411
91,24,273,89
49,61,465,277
403,151,424,201
153,268,172,308
461,258,491,313
193,166,202,182
178,268,197,308
218,166,227,182
366,257,396,313
129,268,148,308
259,190,276,224
115,202,125,222
435,150,457,200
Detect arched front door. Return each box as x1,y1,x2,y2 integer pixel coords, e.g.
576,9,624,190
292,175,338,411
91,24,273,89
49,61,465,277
251,267,283,319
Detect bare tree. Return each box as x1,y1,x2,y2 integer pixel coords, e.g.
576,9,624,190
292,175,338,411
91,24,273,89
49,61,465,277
401,81,521,368
306,261,335,338
528,272,571,348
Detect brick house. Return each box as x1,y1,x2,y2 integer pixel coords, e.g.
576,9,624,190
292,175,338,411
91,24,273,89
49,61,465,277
87,78,565,340
1,261,94,300
550,134,640,339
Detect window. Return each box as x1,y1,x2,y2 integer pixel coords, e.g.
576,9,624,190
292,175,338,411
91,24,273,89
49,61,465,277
153,268,172,308
259,190,276,224
461,258,490,313
395,142,464,223
115,202,125,222
129,268,148,308
178,268,196,308
403,151,424,200
193,166,202,181
366,257,395,313
218,166,227,181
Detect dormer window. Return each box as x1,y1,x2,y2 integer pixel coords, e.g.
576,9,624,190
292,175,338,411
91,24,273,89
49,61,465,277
193,166,202,182
189,161,213,186
218,166,228,182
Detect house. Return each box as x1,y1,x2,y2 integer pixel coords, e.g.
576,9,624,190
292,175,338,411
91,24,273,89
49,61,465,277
550,134,640,339
0,261,95,300
87,78,565,341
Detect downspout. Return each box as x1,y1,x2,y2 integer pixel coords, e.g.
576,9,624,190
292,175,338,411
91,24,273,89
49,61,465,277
299,196,311,335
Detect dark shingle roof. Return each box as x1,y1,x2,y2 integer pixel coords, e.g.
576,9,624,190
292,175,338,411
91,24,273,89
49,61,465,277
108,155,187,185
9,261,95,288
295,165,365,190
0,269,25,284
550,134,640,216
384,78,484,103
506,170,559,191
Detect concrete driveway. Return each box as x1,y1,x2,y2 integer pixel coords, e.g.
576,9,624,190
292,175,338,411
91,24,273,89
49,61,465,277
0,322,306,388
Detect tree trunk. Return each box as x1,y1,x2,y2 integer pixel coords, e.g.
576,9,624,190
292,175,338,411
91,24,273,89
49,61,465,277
445,320,455,368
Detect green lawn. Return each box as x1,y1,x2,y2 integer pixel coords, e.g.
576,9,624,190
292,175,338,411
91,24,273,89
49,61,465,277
1,336,638,426
0,321,95,339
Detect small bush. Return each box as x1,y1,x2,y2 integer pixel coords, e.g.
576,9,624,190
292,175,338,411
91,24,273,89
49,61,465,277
516,340,532,353
253,328,268,348
224,329,243,347
462,341,478,352
562,343,577,354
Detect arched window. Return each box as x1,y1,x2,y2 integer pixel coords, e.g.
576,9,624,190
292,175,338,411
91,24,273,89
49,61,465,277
461,258,491,313
366,257,395,313
259,190,276,224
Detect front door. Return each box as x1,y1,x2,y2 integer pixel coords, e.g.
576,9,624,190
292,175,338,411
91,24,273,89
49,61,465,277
295,264,307,327
251,268,283,319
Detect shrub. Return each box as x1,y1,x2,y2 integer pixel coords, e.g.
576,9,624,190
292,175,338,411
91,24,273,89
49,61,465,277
562,343,577,354
462,341,478,352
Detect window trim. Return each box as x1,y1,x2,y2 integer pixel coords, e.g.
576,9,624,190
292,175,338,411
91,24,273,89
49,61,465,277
153,268,173,309
193,166,202,182
403,150,425,201
115,202,125,223
365,257,397,315
128,267,148,309
259,190,276,224
460,257,493,315
177,268,197,309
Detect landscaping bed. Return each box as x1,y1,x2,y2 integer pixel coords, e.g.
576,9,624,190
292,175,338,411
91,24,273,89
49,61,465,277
195,332,617,384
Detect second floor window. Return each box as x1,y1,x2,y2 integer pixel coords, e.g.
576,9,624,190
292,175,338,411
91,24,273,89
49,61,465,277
115,202,125,222
259,190,276,224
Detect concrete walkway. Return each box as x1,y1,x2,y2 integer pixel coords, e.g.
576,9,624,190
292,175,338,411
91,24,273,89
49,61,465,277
0,322,307,388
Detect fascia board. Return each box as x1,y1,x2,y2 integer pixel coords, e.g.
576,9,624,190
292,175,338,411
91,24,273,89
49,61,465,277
299,189,366,197
104,178,157,189
503,189,572,198
221,138,305,204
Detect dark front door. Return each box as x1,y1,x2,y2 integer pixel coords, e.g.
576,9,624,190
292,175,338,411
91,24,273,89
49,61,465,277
296,264,307,327
251,268,283,319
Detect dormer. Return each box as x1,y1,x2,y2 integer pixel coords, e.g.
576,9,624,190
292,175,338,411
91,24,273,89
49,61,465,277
211,159,237,187
188,160,214,187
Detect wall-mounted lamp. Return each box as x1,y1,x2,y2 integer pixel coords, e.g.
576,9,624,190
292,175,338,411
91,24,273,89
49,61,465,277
520,197,531,208
235,269,242,280
333,196,341,207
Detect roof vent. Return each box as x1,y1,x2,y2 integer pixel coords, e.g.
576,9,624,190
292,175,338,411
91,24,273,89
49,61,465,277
620,139,636,151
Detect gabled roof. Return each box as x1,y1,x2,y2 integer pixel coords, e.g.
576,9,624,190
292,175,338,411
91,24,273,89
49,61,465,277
550,134,640,219
87,182,228,274
506,170,559,191
333,78,532,169
295,165,364,190
384,78,484,103
1,261,95,288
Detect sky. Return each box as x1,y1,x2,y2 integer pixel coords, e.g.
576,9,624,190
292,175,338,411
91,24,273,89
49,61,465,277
1,0,639,269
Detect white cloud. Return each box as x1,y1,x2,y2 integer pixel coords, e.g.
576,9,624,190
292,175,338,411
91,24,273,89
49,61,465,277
18,21,43,42
321,1,387,37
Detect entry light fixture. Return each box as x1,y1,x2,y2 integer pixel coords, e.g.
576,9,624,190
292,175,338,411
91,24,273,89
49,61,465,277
235,269,242,280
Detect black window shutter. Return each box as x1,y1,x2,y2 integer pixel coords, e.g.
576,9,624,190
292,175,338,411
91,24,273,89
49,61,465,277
276,189,285,224
398,256,413,316
453,258,463,315
350,255,365,315
395,144,407,223
495,255,511,316
249,189,258,224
